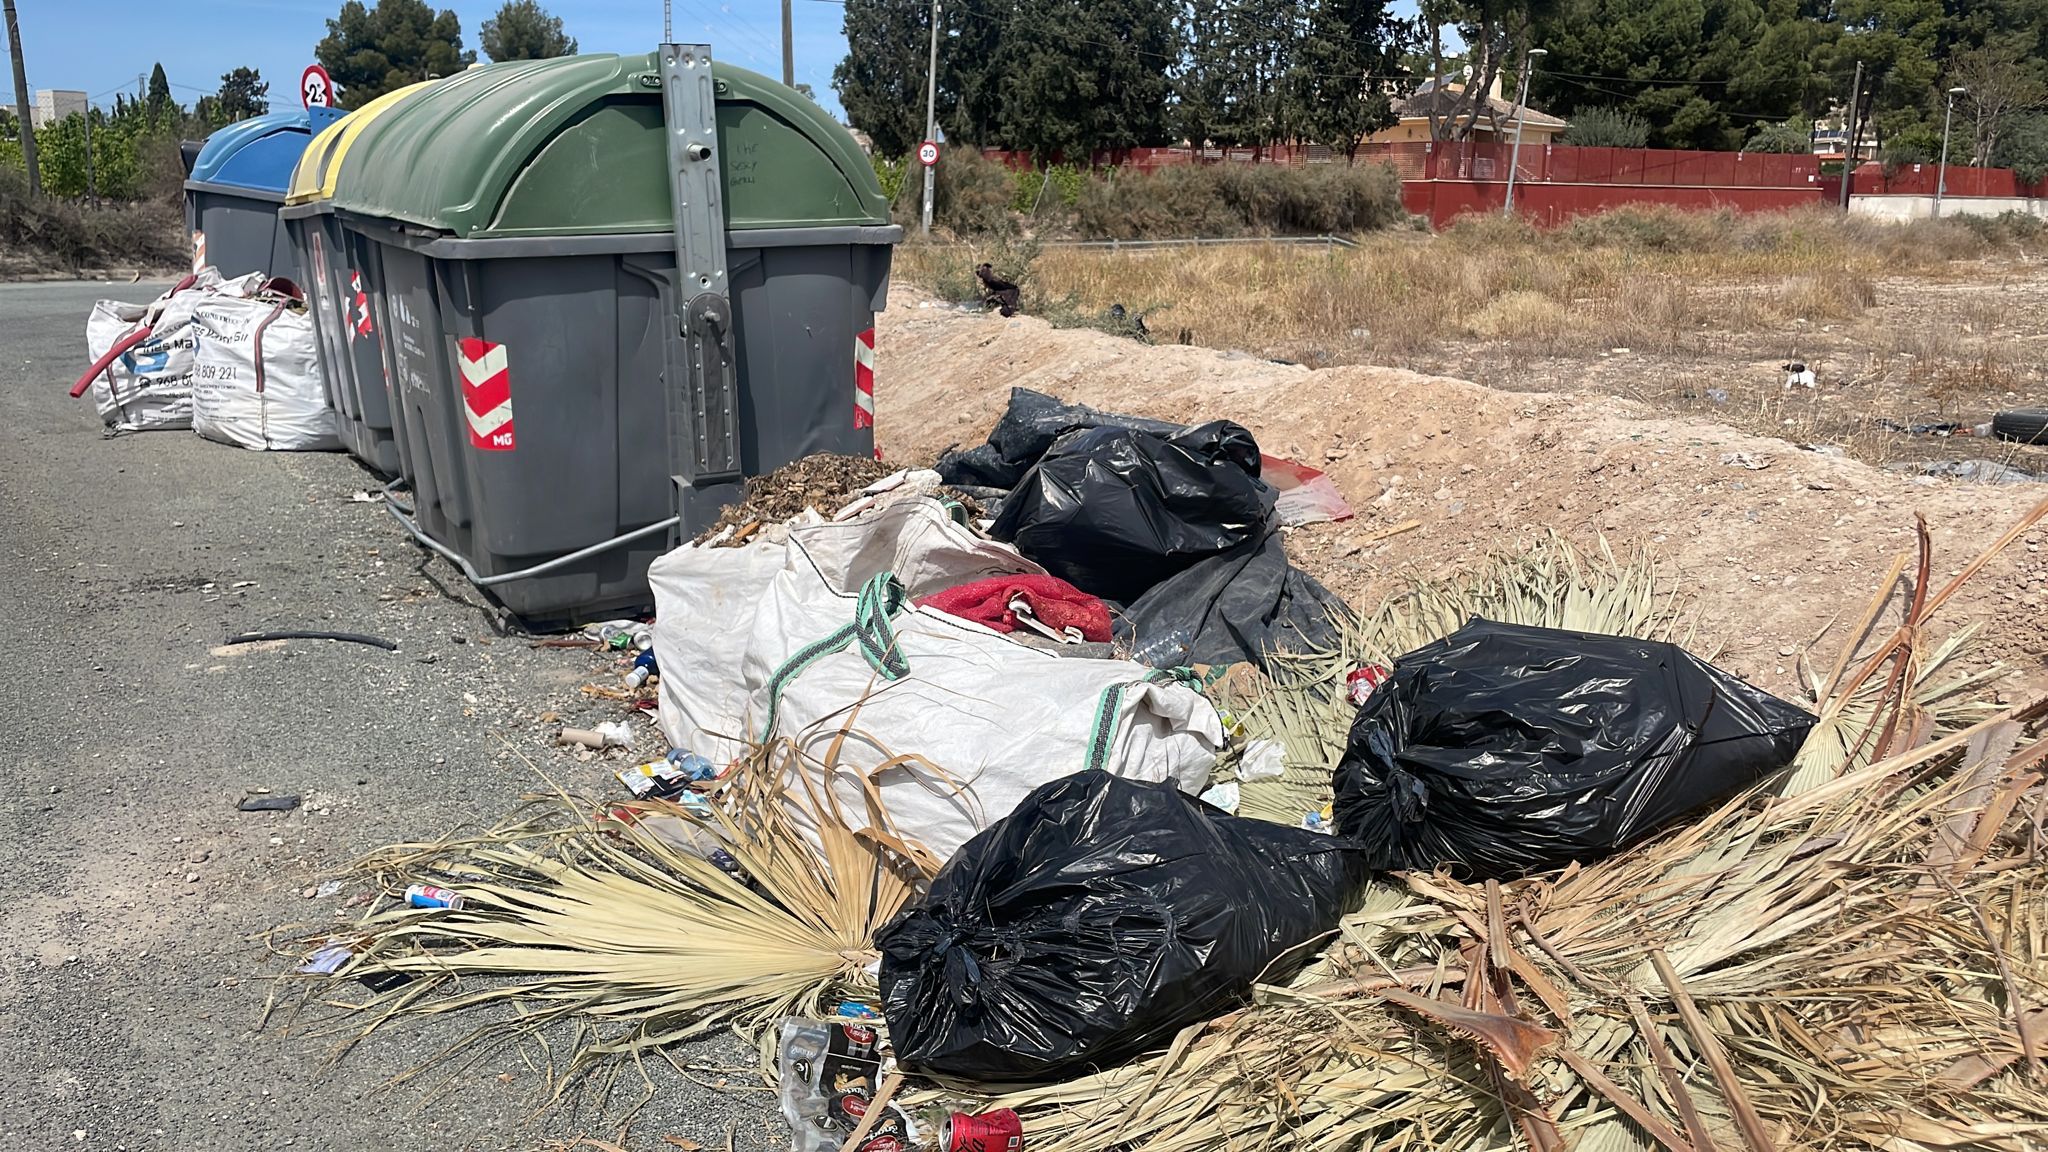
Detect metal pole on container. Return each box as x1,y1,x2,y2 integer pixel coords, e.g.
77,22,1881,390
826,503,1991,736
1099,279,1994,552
1502,46,1545,216
1935,86,1965,219
921,0,940,236
663,0,672,42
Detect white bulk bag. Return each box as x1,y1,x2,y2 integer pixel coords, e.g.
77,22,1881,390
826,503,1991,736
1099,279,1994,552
190,295,340,452
83,269,260,432
652,498,1226,863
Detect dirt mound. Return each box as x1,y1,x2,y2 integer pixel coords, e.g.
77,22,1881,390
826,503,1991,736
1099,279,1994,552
874,291,2048,701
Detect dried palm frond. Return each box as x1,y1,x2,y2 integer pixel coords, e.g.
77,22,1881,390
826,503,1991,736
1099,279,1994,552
1227,532,1696,825
911,504,2048,1152
1784,497,2048,794
293,737,924,1103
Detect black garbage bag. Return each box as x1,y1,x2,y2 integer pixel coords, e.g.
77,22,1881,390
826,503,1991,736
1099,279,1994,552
878,771,1369,1083
988,420,1272,604
1334,619,1817,879
1121,523,1348,667
936,388,1183,490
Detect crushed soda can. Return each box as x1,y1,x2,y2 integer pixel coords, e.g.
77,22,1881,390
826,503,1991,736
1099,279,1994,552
405,883,465,911
943,1109,1024,1152
1346,664,1391,707
624,648,660,688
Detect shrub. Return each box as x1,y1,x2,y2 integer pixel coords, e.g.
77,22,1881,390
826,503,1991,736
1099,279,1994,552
0,164,185,270
871,154,906,207
1744,119,1813,154
1072,162,1405,240
933,149,1019,236
1555,204,1737,251
1561,106,1651,149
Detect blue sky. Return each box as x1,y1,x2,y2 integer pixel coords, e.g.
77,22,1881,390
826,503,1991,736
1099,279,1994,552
4,0,854,119
7,1,1431,128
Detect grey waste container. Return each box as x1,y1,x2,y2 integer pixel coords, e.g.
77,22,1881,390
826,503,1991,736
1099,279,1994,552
324,47,900,623
279,84,437,479
184,106,343,280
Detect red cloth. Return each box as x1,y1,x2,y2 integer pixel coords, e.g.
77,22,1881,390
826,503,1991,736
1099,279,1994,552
917,574,1113,642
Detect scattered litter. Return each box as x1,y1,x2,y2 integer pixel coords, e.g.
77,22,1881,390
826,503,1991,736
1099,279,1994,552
942,1110,1025,1152
222,630,397,651
1344,663,1390,706
617,750,720,799
1261,454,1354,526
1334,619,1814,878
1199,779,1241,812
624,648,660,688
830,1001,880,1020
404,884,465,910
348,490,383,504
313,879,343,899
1720,451,1773,470
559,721,634,750
237,794,300,812
880,772,1366,1080
778,1018,917,1152
1884,458,2045,485
1799,442,1846,456
296,942,354,975
1703,388,1729,403
1238,739,1286,782
1781,360,1816,388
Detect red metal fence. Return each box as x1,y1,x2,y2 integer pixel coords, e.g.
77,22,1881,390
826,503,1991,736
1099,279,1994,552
976,141,2043,229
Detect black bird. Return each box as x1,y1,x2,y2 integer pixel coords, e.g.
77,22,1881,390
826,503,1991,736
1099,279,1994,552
976,263,1020,317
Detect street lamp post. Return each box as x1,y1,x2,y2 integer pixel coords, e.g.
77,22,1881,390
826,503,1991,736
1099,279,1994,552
1503,47,1547,217
1935,86,1966,219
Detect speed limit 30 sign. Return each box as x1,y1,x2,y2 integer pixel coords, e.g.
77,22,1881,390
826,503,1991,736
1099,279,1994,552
917,140,940,167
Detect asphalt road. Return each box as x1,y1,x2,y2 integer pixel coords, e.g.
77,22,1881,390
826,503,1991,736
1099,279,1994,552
0,281,777,1151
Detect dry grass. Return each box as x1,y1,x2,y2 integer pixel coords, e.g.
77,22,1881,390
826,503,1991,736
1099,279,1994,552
891,204,2048,471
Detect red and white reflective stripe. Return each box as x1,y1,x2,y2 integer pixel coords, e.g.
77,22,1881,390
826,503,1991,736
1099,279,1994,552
191,231,207,275
853,327,876,431
457,337,516,451
350,271,374,338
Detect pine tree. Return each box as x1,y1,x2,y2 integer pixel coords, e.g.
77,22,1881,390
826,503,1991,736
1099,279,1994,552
479,0,576,63
316,0,477,109
835,0,936,157
1295,0,1410,162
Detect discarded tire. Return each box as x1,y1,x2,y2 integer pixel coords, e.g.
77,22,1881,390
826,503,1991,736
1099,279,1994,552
1992,408,2048,445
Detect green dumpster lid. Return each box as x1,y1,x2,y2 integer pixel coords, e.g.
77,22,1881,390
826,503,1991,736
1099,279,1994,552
326,52,889,239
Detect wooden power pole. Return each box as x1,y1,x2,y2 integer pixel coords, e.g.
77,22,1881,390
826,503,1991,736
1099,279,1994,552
3,0,38,195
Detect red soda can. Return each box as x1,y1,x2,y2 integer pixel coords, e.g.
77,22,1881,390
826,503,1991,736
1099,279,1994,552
405,884,465,910
943,1109,1023,1152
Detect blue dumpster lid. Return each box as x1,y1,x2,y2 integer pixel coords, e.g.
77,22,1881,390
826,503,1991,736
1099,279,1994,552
189,106,347,193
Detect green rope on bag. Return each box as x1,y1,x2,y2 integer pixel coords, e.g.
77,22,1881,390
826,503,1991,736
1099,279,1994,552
757,572,911,741
1083,666,1200,775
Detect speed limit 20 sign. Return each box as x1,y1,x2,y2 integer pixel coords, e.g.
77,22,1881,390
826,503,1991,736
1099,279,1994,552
917,140,940,167
301,64,334,109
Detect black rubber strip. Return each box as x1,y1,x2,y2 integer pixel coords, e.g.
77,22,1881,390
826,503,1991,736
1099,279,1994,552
224,630,399,651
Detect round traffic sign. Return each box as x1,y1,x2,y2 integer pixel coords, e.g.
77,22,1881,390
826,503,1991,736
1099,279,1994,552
917,140,940,167
301,64,334,109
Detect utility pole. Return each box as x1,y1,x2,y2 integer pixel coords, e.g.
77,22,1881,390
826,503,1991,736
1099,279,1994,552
920,0,940,237
3,0,38,195
780,0,794,87
1837,60,1862,211
82,109,96,207
1502,46,1546,216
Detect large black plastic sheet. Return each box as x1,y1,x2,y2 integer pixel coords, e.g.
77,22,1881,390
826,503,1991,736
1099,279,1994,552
936,388,1183,491
1334,619,1817,879
988,420,1271,604
1120,524,1347,666
878,771,1369,1083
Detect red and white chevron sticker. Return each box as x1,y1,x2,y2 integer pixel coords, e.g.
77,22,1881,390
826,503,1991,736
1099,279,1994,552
854,327,875,431
458,337,515,451
350,271,374,339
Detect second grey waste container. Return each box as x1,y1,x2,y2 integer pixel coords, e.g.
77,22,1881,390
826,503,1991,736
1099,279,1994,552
184,106,344,280
326,48,900,623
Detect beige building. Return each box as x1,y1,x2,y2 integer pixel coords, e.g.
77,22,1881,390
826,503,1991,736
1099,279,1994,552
31,89,87,128
1369,78,1567,146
